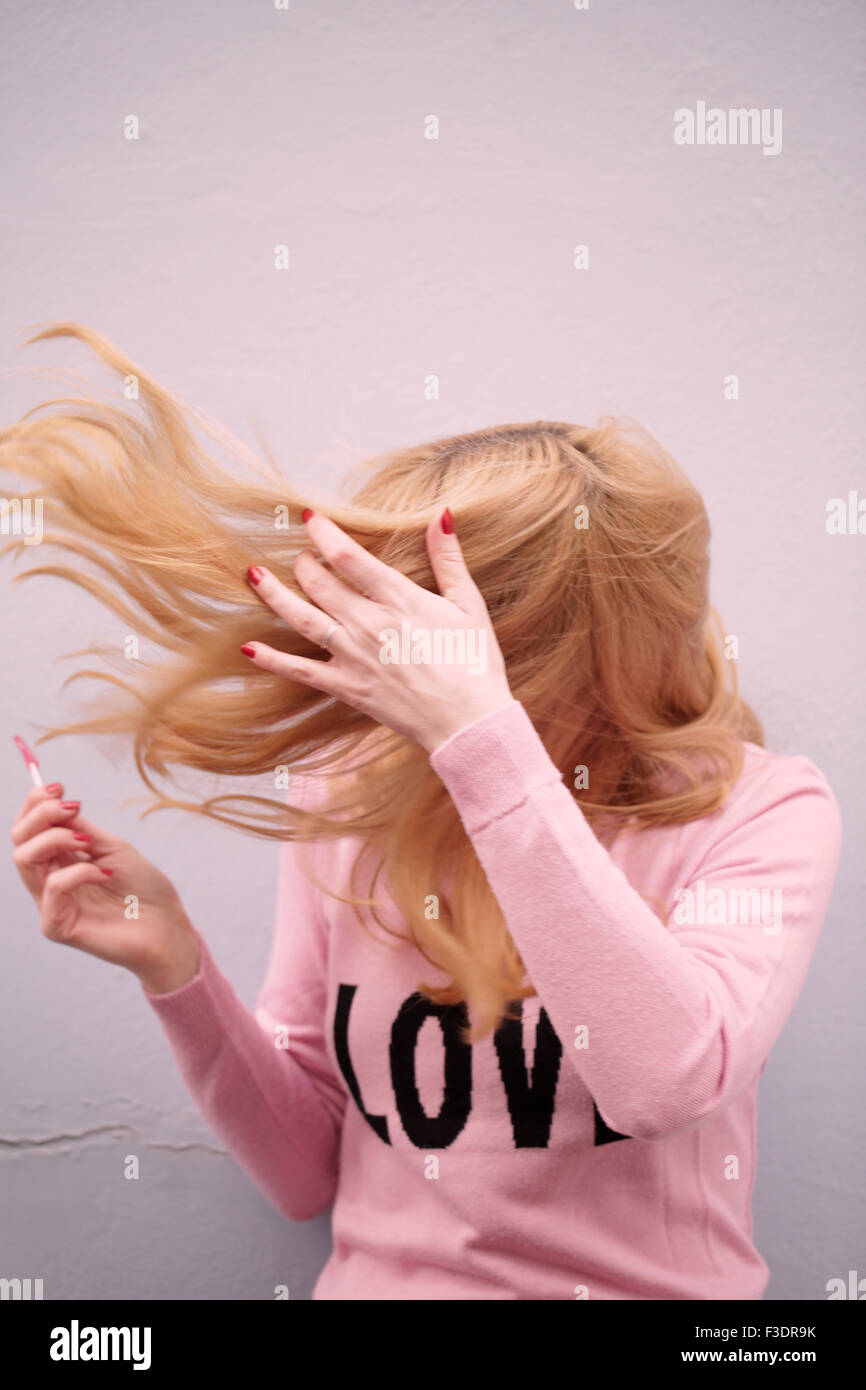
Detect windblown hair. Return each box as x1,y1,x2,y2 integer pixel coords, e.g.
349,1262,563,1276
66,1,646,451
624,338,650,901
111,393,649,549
1,324,762,1038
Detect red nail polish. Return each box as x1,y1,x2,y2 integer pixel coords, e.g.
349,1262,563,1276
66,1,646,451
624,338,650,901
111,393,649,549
247,565,264,585
302,508,314,522
60,801,80,811
44,783,62,795
73,833,92,842
241,644,256,658
441,507,454,535
100,867,114,877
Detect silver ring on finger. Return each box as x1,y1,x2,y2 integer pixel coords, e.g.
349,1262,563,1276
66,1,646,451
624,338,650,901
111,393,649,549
321,621,341,652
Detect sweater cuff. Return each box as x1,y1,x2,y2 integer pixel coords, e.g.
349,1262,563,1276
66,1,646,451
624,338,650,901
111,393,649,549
429,699,566,833
140,930,230,1035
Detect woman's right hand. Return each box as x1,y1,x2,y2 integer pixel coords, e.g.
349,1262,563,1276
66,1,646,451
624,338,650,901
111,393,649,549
10,782,201,994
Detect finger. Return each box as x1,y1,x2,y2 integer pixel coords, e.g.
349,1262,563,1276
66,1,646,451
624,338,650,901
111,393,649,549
425,507,484,613
14,825,95,871
298,510,402,603
247,561,359,650
11,795,84,847
41,860,114,943
62,814,127,859
11,782,64,832
240,641,348,698
292,550,371,632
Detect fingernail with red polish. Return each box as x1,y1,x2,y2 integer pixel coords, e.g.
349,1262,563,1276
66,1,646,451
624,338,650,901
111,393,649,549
61,801,80,812
73,833,92,842
100,867,114,877
441,507,454,535
302,508,314,522
247,565,264,585
44,783,62,795
241,644,256,658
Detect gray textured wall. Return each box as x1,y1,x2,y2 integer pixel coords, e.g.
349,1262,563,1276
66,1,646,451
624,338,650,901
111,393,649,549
1,0,863,1300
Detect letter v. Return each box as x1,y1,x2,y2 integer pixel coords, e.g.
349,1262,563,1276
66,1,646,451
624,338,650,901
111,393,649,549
493,1003,562,1147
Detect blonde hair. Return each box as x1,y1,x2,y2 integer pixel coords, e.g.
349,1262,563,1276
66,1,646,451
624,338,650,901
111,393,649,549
1,323,762,1038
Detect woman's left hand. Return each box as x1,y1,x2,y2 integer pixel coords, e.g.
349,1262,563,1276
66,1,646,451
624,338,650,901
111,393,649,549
242,507,515,755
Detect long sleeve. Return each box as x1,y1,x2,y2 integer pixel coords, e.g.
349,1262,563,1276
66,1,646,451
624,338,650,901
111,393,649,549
141,781,346,1221
429,700,843,1142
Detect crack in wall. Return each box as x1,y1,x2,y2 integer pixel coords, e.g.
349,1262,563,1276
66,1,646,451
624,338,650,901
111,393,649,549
0,1124,226,1157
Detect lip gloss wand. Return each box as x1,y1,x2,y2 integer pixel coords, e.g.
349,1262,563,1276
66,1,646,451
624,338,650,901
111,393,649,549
13,734,44,788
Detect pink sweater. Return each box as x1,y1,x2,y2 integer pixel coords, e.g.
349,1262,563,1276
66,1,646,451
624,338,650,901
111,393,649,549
143,700,842,1300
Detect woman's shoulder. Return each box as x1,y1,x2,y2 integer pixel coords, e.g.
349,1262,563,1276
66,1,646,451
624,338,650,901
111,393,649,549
737,740,839,804
643,739,839,827
711,739,842,849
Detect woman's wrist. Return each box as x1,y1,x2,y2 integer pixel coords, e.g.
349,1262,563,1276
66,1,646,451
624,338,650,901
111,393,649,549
137,910,202,995
420,695,518,756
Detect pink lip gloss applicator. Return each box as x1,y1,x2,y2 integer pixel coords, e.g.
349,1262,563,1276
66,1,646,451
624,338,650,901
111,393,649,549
13,734,44,787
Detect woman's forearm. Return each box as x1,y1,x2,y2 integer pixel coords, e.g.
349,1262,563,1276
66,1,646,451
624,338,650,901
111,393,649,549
430,700,842,1141
142,927,342,1221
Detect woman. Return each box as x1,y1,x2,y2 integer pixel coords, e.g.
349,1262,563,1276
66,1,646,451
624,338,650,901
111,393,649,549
5,324,841,1300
